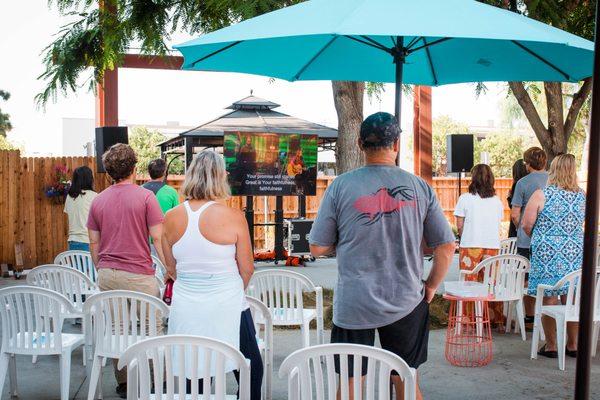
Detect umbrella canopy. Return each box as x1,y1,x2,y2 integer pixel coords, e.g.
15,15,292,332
175,0,594,86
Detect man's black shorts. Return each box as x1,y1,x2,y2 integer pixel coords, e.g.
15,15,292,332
330,298,429,376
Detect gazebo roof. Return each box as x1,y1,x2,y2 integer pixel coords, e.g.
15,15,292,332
160,95,337,153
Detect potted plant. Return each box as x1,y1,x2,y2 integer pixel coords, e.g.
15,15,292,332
44,164,70,204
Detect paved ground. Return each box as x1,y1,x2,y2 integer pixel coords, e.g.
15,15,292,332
2,261,599,399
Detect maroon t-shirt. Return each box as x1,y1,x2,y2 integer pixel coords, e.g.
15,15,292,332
87,183,164,275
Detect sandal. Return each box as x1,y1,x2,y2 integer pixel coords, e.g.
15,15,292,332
566,347,578,358
538,345,558,359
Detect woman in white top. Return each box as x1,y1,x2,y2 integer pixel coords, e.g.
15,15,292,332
162,150,261,398
64,166,97,251
454,164,504,325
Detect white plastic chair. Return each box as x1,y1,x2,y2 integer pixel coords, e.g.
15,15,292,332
460,254,530,340
499,238,518,255
54,250,97,286
247,296,273,400
118,335,250,400
279,343,417,400
531,268,600,370
83,290,170,400
27,264,98,365
247,270,323,348
0,286,84,400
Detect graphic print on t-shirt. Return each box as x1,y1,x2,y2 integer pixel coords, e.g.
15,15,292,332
353,185,416,225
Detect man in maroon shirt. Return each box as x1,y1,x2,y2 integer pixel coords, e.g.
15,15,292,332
87,143,165,397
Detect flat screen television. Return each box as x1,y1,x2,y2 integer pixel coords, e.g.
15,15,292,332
223,131,318,196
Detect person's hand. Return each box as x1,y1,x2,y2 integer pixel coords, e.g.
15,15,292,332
424,283,437,304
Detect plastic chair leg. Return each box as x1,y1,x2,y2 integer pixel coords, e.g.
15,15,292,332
531,314,542,359
87,355,102,400
505,301,513,334
31,355,37,364
557,318,567,371
516,300,526,341
592,323,600,358
301,321,311,348
60,349,72,400
8,354,17,397
0,353,9,398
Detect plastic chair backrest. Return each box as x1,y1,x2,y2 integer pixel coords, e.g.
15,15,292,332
54,250,97,284
247,270,316,323
118,335,250,400
0,286,75,354
279,343,417,400
83,290,169,357
464,255,530,300
26,264,96,312
499,238,518,255
247,295,273,346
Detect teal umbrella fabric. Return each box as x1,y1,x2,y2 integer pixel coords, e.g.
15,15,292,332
175,0,594,86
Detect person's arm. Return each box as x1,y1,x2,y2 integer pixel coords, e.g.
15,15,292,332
423,184,457,302
521,189,545,237
149,223,167,268
234,211,254,289
160,217,177,281
88,229,100,266
425,241,456,302
455,217,465,237
510,181,524,226
309,186,338,258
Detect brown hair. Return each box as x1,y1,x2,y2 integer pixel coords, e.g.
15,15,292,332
469,164,496,198
147,158,166,180
102,143,137,182
523,147,547,170
548,154,580,192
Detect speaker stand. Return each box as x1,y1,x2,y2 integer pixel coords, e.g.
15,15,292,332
457,171,462,201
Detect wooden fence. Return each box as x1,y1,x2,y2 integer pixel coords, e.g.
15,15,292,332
0,150,511,268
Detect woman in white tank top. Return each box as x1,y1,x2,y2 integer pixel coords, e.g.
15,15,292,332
162,150,262,398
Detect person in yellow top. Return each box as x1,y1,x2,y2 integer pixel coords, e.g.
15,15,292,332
64,166,98,251
287,150,304,177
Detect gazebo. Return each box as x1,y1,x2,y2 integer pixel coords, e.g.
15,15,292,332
159,95,338,167
160,95,338,261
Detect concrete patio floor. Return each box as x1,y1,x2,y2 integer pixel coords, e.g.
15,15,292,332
1,259,599,399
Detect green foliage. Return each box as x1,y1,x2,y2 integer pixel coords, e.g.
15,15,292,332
478,132,526,177
0,136,19,151
0,90,12,137
39,0,301,105
128,126,184,176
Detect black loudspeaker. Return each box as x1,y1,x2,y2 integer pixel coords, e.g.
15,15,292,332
95,126,128,173
446,134,474,173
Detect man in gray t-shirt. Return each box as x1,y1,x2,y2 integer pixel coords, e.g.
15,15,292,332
309,112,455,399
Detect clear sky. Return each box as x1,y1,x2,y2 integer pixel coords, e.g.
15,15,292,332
0,0,506,155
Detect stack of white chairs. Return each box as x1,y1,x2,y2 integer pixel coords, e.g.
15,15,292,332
247,295,274,400
531,268,600,370
0,286,84,400
118,335,250,400
152,254,167,295
279,343,417,400
460,254,530,340
54,250,98,289
247,269,324,348
83,290,170,399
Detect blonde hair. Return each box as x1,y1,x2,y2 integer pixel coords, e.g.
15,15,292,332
548,154,580,192
182,150,230,200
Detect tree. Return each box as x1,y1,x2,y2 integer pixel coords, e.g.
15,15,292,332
129,127,184,176
480,0,595,162
0,136,19,151
37,0,370,175
0,90,12,137
478,132,527,177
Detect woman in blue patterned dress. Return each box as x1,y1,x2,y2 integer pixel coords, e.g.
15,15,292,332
522,154,585,358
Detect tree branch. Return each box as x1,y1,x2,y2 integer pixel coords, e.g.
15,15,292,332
508,81,551,145
564,77,592,139
544,82,565,148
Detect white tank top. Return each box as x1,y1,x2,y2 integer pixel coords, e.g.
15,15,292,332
172,201,238,275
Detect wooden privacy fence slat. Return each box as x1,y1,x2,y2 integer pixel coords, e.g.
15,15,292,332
0,151,513,268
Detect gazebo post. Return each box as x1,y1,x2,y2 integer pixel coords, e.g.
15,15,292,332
184,137,194,169
245,196,255,250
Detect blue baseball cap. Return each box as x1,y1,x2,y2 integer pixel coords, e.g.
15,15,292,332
359,112,400,148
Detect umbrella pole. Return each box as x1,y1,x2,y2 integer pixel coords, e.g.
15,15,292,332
574,4,600,399
394,36,405,167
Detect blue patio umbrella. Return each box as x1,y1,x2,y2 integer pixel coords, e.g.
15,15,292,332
175,0,594,123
